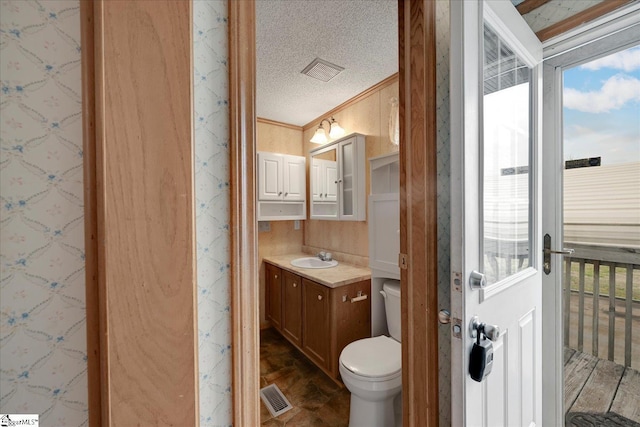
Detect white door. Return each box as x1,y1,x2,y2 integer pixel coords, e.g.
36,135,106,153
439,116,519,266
311,161,321,201
323,161,338,202
283,155,305,201
258,152,283,201
450,1,543,426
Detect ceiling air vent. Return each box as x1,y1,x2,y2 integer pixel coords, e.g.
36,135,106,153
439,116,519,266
301,58,344,82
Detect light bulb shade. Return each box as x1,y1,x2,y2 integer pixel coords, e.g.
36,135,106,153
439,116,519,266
310,127,328,144
328,121,345,139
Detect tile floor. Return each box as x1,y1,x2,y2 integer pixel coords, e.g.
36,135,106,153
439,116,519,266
260,328,351,426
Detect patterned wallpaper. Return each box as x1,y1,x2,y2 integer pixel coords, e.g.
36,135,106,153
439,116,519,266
0,1,87,426
193,1,232,426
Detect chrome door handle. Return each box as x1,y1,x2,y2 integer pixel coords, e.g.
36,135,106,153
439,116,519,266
470,316,501,341
543,233,574,275
543,248,575,255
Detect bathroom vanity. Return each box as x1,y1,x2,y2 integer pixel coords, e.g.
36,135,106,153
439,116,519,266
263,254,371,382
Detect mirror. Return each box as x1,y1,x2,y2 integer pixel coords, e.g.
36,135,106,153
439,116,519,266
311,146,338,218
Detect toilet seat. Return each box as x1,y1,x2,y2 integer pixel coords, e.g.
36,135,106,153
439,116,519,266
340,335,401,380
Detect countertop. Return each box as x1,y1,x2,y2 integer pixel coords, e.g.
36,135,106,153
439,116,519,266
262,253,371,289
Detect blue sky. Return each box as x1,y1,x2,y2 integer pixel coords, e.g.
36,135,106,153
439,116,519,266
563,45,640,165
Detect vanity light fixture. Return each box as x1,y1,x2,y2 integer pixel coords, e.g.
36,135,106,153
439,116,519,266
310,116,346,144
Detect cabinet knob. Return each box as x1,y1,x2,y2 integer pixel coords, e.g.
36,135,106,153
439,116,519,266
275,274,278,279
284,192,288,196
320,193,323,197
317,295,323,301
278,191,282,196
334,181,338,184
293,282,297,288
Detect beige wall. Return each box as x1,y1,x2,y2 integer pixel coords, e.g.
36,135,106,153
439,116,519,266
303,78,399,259
257,120,305,327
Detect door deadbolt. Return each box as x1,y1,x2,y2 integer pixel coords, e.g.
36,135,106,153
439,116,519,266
469,270,486,289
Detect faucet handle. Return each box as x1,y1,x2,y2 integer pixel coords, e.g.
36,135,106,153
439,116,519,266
318,251,326,260
325,252,332,261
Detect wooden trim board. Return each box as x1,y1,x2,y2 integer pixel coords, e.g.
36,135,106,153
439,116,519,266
229,1,261,426
230,0,439,425
80,2,102,425
257,117,303,131
536,0,633,41
399,1,440,426
92,1,198,424
516,0,552,15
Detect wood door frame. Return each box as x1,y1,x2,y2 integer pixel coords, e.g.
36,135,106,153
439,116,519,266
229,1,439,425
80,2,102,425
82,1,198,425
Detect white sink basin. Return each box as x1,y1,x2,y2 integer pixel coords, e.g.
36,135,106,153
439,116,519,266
290,257,338,269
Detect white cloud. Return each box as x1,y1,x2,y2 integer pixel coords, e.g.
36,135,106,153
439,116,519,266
564,124,640,165
564,74,640,113
580,46,640,72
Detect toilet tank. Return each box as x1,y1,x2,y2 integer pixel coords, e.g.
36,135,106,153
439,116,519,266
382,280,401,342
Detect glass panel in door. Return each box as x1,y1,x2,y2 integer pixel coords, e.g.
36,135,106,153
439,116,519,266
341,141,354,216
482,22,532,285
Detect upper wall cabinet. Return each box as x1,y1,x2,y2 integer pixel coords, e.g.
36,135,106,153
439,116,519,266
258,152,306,220
310,133,366,221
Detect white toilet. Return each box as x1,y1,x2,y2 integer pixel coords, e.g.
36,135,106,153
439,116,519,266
339,280,402,427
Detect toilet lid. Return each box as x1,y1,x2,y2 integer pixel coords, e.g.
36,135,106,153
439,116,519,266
340,336,401,378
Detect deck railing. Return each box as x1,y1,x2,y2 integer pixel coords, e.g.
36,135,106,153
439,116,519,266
563,243,639,368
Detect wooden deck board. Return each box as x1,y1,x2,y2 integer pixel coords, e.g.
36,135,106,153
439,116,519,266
570,358,625,414
565,347,576,365
564,350,599,411
610,368,640,422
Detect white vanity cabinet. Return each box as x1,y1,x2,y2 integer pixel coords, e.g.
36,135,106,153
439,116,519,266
257,151,306,220
310,133,366,221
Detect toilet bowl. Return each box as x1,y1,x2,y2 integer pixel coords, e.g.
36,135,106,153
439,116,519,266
339,280,402,427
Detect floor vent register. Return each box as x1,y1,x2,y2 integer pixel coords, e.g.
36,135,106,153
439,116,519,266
260,384,293,418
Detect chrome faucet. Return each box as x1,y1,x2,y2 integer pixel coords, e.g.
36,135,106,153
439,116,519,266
317,251,332,261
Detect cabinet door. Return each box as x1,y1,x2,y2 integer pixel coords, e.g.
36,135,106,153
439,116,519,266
311,161,322,201
281,270,302,347
265,263,282,330
339,138,354,217
258,152,283,201
323,161,338,202
282,155,305,201
368,194,400,275
302,279,330,369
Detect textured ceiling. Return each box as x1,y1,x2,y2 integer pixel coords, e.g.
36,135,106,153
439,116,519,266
256,0,612,127
256,0,398,127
